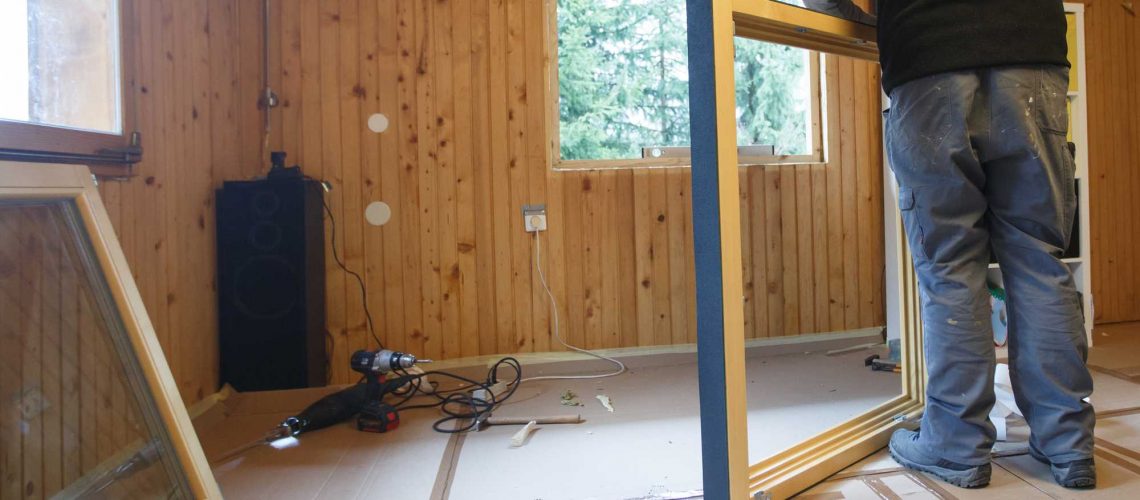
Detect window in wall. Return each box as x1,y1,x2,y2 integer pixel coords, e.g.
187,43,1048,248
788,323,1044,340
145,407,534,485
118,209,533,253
0,0,139,174
554,0,823,169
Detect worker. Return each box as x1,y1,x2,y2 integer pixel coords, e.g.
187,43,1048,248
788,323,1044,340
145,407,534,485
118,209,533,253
802,0,1096,490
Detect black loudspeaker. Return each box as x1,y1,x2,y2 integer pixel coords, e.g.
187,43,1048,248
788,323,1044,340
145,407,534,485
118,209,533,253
217,176,326,391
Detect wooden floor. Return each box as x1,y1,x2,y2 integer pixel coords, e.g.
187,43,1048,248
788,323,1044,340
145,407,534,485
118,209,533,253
798,325,1140,499
195,332,1140,499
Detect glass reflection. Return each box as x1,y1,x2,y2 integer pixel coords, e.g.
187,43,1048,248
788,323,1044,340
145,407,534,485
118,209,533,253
735,45,897,464
0,201,192,498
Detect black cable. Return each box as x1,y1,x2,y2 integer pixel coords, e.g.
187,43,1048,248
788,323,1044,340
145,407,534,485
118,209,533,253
383,357,523,433
321,198,385,350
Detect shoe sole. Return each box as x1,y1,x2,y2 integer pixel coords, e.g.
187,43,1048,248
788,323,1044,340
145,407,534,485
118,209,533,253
889,448,991,488
1028,447,1097,489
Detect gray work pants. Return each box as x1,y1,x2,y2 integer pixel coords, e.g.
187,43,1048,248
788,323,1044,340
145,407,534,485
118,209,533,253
885,65,1095,466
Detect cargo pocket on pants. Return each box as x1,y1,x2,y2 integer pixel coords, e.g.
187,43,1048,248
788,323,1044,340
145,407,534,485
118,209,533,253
898,187,929,261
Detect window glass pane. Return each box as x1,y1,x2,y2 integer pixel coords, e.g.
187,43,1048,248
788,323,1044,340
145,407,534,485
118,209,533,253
0,0,122,135
735,38,812,156
557,0,814,161
0,201,192,498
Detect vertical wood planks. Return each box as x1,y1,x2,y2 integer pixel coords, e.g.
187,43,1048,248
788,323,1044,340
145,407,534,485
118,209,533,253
92,0,898,393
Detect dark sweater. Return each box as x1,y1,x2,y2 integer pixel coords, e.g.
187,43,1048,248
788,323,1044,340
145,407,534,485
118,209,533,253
877,0,1069,94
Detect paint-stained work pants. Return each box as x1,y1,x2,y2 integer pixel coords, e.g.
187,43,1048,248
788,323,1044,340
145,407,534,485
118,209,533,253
885,65,1095,466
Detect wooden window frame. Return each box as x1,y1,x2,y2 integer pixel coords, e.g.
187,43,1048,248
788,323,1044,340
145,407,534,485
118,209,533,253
546,0,826,171
686,1,926,498
0,0,141,178
0,161,221,497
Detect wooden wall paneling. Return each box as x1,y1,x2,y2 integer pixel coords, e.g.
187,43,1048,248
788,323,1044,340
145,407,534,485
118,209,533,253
1084,2,1102,322
617,172,641,347
739,169,757,339
1123,4,1137,319
1107,2,1125,320
236,0,266,180
838,58,860,330
650,174,674,346
454,0,481,357
824,56,846,329
868,66,886,326
58,238,80,486
747,167,769,338
278,0,303,164
505,0,533,354
664,170,690,346
601,171,622,349
357,0,387,358
0,217,20,499
86,0,897,391
470,0,497,357
1125,2,1137,317
20,212,45,500
299,0,322,175
396,0,426,360
488,0,514,356
1,215,19,497
811,164,830,330
563,175,586,350
633,171,656,347
685,176,699,344
396,0,428,359
336,0,367,363
779,166,800,336
1083,0,1140,324
41,214,64,495
795,165,815,333
857,60,875,328
378,0,409,357
320,0,349,383
580,172,603,350
764,166,785,337
523,0,554,354
77,288,98,473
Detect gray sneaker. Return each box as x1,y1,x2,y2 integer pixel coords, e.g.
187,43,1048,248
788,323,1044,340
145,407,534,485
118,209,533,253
1028,444,1097,489
888,429,992,488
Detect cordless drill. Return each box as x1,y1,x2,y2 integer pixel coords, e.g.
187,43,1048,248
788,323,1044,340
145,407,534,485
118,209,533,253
350,349,431,433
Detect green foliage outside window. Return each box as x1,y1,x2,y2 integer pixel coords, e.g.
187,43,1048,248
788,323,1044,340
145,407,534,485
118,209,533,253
558,0,813,162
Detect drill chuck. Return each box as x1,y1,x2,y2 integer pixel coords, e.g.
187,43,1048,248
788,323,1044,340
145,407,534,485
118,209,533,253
351,349,430,375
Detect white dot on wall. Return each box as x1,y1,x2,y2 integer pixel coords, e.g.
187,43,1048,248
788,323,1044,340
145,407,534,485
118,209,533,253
367,113,390,133
365,201,392,226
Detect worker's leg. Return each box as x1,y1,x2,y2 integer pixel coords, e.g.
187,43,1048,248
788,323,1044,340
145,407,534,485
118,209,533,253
885,70,996,468
979,66,1095,466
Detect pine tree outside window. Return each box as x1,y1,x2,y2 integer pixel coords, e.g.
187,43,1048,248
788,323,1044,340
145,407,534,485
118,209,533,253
553,0,825,170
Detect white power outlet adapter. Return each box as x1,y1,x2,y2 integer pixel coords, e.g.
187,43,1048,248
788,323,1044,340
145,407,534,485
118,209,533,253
522,204,547,232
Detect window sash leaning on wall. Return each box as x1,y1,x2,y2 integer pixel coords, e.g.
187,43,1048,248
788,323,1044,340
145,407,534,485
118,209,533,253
685,1,926,498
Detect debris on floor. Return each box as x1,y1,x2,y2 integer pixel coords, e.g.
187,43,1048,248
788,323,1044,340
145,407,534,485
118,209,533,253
596,394,615,412
510,420,539,448
560,389,583,406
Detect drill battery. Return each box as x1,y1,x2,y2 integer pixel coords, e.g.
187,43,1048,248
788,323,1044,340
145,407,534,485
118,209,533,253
357,401,400,433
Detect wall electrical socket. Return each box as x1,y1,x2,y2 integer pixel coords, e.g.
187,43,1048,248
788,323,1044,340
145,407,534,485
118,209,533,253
522,204,547,232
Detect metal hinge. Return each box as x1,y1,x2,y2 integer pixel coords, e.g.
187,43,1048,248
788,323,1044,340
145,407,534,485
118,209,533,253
96,131,143,164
